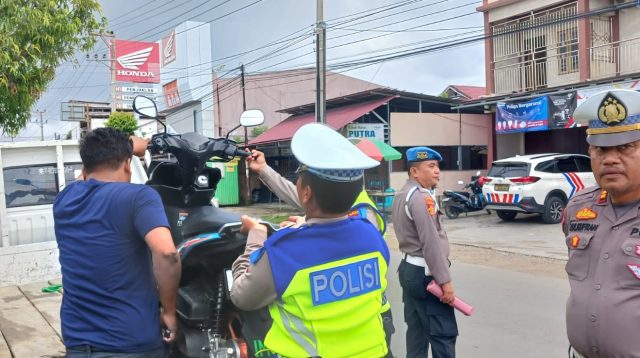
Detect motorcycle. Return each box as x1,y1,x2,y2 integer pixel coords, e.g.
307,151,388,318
133,96,275,358
442,171,490,219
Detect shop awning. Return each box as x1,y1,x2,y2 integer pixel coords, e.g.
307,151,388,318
250,96,396,145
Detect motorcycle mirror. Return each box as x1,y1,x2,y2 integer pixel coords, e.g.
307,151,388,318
457,180,464,185
239,109,265,127
226,109,266,139
133,95,167,133
132,95,158,119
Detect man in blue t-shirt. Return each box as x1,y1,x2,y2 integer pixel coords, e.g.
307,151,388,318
54,128,181,357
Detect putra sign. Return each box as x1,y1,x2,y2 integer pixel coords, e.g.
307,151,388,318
346,123,384,141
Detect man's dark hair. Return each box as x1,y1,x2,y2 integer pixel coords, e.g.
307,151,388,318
80,127,133,173
300,172,361,214
407,161,422,176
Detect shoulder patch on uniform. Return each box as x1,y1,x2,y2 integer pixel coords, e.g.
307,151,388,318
425,197,437,216
249,247,266,265
575,208,597,220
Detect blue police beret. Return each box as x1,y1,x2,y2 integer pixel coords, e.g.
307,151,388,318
406,146,442,162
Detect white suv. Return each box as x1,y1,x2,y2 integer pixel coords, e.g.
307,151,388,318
482,153,596,224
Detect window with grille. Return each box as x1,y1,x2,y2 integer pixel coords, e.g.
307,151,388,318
558,28,579,74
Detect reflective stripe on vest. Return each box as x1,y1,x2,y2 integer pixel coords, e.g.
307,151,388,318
351,190,386,235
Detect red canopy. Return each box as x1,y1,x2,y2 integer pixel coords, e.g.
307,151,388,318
250,96,395,145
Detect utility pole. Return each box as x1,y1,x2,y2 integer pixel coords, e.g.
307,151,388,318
241,64,247,143
238,64,251,206
88,32,116,111
33,109,46,141
315,0,327,124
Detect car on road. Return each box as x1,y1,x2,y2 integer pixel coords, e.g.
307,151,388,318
482,153,596,224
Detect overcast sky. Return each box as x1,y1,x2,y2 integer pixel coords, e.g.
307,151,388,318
19,0,485,140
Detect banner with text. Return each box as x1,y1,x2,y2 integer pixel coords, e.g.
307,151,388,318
549,92,578,129
496,96,549,133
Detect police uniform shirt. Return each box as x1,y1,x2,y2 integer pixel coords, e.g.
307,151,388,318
391,178,451,284
563,187,640,357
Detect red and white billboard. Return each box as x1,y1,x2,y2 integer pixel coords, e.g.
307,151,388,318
163,80,181,108
162,31,176,66
115,40,160,83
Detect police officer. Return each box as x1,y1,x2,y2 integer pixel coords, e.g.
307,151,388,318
392,146,457,358
564,89,640,358
231,123,391,358
246,149,395,354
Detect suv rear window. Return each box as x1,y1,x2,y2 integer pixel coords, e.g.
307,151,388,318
487,162,530,178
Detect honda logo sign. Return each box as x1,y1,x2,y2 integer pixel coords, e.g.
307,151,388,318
162,31,176,66
115,40,160,83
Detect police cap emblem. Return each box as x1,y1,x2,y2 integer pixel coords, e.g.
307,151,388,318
598,92,627,125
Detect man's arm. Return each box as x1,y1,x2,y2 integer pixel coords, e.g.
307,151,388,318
145,227,181,342
130,136,150,157
247,150,302,209
408,192,454,303
230,215,278,310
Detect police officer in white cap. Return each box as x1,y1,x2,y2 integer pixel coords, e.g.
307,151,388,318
230,123,391,358
565,89,640,358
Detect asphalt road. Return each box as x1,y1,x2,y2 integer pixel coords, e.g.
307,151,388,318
386,250,570,358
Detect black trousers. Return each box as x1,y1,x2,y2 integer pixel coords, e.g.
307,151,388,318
398,260,458,358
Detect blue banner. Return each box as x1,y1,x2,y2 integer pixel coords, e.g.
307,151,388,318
496,96,549,133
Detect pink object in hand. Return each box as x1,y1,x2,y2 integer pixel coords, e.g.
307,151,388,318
426,280,474,316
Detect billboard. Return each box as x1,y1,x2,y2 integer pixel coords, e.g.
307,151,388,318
163,80,181,108
549,92,578,129
162,30,177,66
496,96,549,133
115,40,160,83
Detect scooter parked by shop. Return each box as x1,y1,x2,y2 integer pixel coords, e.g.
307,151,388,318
442,171,490,219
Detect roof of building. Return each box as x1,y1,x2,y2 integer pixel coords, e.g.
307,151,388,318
452,74,640,110
277,87,454,115
249,96,396,145
450,85,487,100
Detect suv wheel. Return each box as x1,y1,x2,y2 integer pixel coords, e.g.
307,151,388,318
496,210,517,221
542,196,565,224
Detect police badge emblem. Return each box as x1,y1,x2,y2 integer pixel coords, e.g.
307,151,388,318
598,93,627,125
575,208,597,220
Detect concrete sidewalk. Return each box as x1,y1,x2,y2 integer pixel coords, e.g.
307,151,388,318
0,279,64,358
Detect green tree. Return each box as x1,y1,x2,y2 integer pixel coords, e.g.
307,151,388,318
251,125,268,137
0,0,105,135
105,112,137,135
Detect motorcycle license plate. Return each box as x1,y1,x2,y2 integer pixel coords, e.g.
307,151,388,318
494,184,510,192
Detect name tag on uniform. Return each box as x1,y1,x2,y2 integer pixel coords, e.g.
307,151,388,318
310,258,381,306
